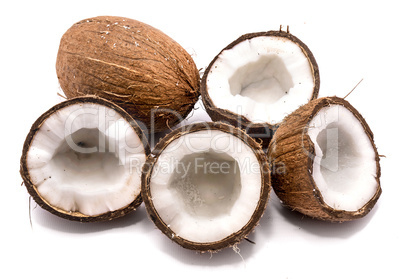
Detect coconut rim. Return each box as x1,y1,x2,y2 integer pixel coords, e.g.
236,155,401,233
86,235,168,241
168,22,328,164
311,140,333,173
301,97,382,220
201,30,320,134
141,122,271,251
20,96,150,222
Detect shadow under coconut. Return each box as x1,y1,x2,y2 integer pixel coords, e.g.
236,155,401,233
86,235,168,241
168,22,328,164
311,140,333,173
155,205,276,266
157,234,255,267
31,201,148,234
272,193,379,239
146,129,171,150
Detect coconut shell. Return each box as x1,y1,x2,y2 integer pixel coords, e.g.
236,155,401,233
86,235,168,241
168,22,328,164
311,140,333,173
268,96,381,221
20,96,150,222
56,16,200,133
201,30,320,148
142,122,271,251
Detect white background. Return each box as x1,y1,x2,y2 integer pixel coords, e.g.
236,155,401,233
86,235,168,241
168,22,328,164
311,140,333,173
1,1,400,278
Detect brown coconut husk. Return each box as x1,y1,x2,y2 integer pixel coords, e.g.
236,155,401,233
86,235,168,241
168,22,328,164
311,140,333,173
56,16,200,133
201,30,320,148
268,96,381,221
141,122,271,252
20,96,150,222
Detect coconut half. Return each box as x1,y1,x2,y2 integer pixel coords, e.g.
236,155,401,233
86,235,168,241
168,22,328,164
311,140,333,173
201,29,319,146
142,122,270,251
20,97,149,222
268,97,381,221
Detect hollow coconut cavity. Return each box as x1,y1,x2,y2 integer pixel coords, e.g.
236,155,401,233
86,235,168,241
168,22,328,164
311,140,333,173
268,97,381,221
142,122,270,251
20,97,149,222
201,29,319,147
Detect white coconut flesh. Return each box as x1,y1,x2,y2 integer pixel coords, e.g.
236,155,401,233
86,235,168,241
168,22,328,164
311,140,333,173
150,130,262,243
206,36,315,124
308,105,378,211
26,103,146,216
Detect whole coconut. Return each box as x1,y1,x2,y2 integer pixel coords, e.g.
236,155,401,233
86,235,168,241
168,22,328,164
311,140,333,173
56,16,200,132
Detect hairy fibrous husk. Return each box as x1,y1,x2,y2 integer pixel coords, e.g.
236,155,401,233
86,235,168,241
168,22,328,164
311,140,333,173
268,97,381,221
56,16,200,132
